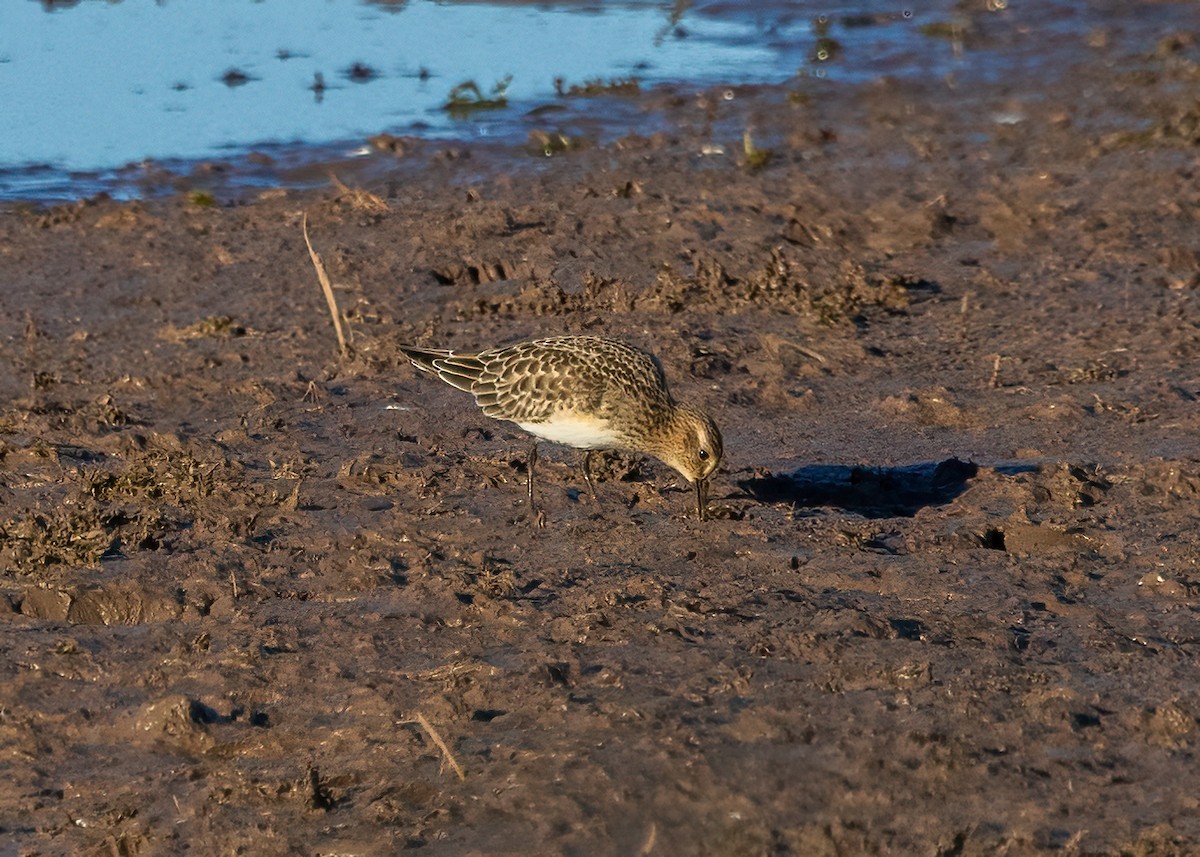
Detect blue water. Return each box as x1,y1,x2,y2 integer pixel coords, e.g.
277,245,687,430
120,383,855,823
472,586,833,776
6,1,789,170
1,0,1188,201
0,0,932,199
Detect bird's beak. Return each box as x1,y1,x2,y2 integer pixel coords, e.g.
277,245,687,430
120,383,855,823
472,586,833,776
694,478,707,521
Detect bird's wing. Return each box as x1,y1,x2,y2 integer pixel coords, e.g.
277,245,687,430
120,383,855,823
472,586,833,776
471,342,605,422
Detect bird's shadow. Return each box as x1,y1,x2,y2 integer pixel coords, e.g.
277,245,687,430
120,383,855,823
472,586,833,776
737,458,1029,519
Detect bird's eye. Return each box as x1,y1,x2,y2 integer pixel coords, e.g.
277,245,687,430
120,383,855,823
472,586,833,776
698,449,709,460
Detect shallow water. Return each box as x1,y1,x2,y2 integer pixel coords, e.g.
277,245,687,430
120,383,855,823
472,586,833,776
0,0,962,200
0,0,1189,201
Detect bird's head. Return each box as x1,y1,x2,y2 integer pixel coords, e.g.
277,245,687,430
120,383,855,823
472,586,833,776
656,405,723,519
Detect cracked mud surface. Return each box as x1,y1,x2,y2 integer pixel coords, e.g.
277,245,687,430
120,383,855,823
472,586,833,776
2,13,1200,857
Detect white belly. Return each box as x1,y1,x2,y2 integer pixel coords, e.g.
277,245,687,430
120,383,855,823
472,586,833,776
516,414,620,450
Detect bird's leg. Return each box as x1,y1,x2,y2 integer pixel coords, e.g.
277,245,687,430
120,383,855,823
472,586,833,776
582,450,602,509
694,478,708,521
527,441,545,527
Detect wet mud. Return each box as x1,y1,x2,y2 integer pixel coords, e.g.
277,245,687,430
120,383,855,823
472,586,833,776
2,15,1200,857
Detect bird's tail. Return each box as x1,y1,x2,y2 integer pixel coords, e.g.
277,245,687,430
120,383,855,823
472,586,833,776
399,344,486,394
398,344,453,375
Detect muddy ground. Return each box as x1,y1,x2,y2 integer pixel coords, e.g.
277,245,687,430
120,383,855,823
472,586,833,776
3,12,1200,857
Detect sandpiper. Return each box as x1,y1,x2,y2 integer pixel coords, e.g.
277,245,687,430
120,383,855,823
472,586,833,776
398,336,723,521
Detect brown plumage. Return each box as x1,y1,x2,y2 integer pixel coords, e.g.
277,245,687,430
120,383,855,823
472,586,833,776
399,336,723,521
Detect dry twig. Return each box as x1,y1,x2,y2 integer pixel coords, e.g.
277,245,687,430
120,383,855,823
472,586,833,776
637,822,658,856
409,711,466,781
302,212,348,357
